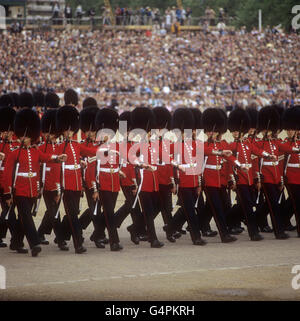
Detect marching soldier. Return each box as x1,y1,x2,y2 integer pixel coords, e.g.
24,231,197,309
130,107,164,248
0,106,20,249
256,105,300,239
202,108,239,243
78,106,107,248
227,108,276,241
246,107,273,233
56,105,99,254
153,106,177,243
281,107,300,236
37,109,69,251
114,111,146,245
95,108,123,251
2,108,67,257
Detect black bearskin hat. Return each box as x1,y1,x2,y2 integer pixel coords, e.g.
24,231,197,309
14,109,40,142
0,94,13,108
202,108,225,133
217,108,227,134
19,92,34,109
273,104,284,130
131,107,156,131
153,106,172,130
41,109,58,135
9,93,19,108
79,106,99,132
190,108,202,130
64,88,78,106
95,108,119,132
33,91,45,107
83,97,98,109
56,105,79,134
119,111,132,131
45,92,60,109
282,107,300,131
0,106,16,132
171,108,194,131
228,108,250,133
257,106,280,133
246,107,258,129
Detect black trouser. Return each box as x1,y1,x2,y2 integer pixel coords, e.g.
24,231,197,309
0,198,23,248
177,187,202,242
62,190,83,249
197,193,213,232
15,196,40,249
204,186,229,241
156,184,173,226
79,188,106,240
280,194,294,228
171,190,204,237
139,191,161,243
99,190,120,246
114,185,145,235
236,185,259,237
254,188,269,229
262,183,285,237
286,184,300,235
38,191,65,244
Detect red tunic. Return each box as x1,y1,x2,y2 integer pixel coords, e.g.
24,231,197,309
255,139,298,184
3,146,56,197
228,140,267,186
81,141,100,191
203,140,237,188
56,140,98,191
38,142,61,192
97,142,121,192
119,141,137,187
157,139,174,186
284,139,300,185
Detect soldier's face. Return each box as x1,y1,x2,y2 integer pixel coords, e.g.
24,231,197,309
248,128,255,136
232,131,239,139
24,137,31,146
287,130,296,138
64,130,74,139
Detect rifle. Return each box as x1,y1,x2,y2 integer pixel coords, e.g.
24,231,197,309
55,133,69,219
279,132,296,204
256,121,270,204
5,128,27,220
32,128,51,216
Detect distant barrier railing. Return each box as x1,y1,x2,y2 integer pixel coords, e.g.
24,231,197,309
3,15,235,30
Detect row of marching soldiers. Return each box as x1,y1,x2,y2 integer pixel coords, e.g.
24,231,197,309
0,95,300,257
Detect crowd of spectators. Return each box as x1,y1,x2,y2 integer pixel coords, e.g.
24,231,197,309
0,26,299,113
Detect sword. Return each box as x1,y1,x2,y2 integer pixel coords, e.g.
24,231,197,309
132,168,144,209
195,156,208,208
256,158,264,204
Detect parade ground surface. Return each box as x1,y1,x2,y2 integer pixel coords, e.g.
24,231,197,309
0,192,300,302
